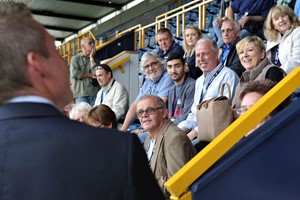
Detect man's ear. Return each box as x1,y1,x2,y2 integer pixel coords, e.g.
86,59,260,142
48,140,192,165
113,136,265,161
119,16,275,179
26,52,46,77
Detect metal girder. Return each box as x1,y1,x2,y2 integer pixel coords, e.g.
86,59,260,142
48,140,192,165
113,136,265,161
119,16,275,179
57,0,123,9
31,9,97,22
44,25,78,32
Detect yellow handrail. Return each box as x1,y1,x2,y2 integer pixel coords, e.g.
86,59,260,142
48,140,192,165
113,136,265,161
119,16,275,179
165,67,300,199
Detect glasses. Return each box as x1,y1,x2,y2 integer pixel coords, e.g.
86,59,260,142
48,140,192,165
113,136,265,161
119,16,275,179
95,66,103,70
143,61,159,70
236,107,248,116
136,107,164,117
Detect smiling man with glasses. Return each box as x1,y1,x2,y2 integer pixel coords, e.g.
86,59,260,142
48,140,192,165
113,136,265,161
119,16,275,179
70,37,100,106
136,95,196,198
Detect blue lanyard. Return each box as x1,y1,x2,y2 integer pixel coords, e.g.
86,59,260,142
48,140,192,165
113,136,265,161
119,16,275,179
100,79,115,103
199,65,224,103
171,76,187,117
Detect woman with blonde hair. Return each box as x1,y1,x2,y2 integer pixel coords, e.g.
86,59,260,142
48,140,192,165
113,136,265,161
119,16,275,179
182,25,203,79
232,36,286,107
264,5,300,74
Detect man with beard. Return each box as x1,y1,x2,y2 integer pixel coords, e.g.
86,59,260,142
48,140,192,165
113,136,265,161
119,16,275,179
120,52,174,134
166,53,195,125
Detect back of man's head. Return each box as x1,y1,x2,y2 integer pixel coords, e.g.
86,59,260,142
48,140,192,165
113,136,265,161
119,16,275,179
0,3,48,103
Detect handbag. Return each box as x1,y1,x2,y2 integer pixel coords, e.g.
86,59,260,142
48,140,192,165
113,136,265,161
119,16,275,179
196,83,235,142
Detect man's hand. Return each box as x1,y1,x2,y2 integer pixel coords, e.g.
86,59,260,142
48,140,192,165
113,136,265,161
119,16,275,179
119,125,128,133
90,46,96,58
238,16,248,29
187,129,198,141
215,17,223,27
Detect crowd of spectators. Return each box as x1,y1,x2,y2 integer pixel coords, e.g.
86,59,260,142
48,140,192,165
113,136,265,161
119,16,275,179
65,2,300,196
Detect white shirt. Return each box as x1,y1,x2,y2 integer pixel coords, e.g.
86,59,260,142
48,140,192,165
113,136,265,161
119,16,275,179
178,63,239,131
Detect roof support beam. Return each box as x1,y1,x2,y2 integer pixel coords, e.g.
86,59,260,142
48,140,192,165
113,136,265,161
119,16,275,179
57,0,123,9
44,25,78,32
31,10,97,21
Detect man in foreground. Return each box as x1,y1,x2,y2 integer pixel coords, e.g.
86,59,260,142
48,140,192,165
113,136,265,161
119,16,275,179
0,3,164,200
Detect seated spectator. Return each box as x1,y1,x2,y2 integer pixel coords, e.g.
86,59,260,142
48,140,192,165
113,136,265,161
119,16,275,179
178,38,239,144
227,0,274,39
156,27,184,61
219,19,245,77
94,64,129,120
166,53,195,125
237,80,290,136
182,25,203,79
86,104,118,128
136,95,196,197
63,100,74,117
69,102,92,122
232,36,286,107
264,5,300,74
213,0,232,47
119,52,174,134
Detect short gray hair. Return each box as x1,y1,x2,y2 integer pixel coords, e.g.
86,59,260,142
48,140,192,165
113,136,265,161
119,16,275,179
196,38,218,53
222,19,240,32
69,102,92,120
138,95,166,108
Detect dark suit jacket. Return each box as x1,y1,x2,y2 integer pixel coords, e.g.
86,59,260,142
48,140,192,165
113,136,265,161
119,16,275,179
221,38,245,77
0,102,164,200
